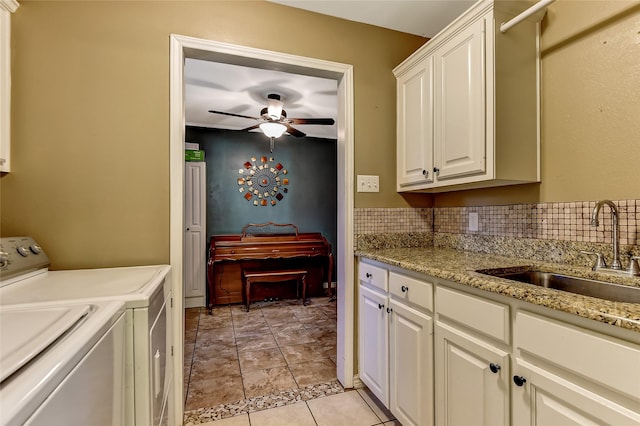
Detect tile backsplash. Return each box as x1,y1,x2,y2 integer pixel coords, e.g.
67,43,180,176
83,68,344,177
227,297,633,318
354,208,433,250
354,208,432,235
435,200,639,245
354,199,640,264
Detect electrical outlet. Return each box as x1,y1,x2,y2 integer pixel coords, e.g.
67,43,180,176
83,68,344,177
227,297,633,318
469,212,479,232
357,175,379,192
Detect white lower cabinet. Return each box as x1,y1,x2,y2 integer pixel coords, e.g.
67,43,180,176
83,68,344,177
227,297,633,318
357,258,640,426
512,311,640,425
358,284,389,405
435,286,510,426
389,298,433,426
512,358,640,425
435,322,509,426
358,260,434,425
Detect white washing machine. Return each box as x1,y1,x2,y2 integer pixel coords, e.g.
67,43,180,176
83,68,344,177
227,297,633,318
0,299,126,425
0,237,173,426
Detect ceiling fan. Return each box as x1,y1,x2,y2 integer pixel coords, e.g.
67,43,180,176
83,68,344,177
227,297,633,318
208,93,335,152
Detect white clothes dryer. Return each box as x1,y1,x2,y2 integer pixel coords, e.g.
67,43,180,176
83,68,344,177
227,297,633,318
0,299,126,425
0,237,173,426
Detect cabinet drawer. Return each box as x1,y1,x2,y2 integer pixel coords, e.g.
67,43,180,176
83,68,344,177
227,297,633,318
516,311,640,401
359,261,388,292
436,286,509,343
389,272,433,312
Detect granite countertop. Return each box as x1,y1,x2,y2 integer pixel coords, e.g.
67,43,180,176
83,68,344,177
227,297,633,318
355,247,640,334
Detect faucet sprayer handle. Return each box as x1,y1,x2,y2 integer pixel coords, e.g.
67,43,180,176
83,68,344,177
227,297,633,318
580,251,607,270
626,255,640,276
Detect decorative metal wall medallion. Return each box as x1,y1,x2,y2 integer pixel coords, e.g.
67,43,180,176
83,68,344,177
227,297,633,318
238,156,288,206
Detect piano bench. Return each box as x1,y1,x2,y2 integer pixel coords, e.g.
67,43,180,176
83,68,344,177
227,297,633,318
242,268,308,312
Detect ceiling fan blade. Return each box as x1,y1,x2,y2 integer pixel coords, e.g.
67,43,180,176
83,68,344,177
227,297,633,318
241,124,260,132
208,110,259,121
285,124,306,137
289,118,335,125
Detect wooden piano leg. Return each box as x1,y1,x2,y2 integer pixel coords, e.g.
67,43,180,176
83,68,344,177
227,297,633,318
245,276,251,312
327,252,335,301
302,274,308,306
207,260,215,315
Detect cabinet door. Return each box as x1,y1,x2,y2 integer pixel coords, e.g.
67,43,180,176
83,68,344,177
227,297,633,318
389,299,434,426
435,322,510,426
0,8,13,172
359,285,389,406
434,17,486,181
396,55,434,190
512,358,640,426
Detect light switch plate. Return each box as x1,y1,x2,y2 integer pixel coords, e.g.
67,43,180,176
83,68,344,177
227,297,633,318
357,175,380,192
469,212,479,232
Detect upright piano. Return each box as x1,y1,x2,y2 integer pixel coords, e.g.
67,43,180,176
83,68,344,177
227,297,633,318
207,223,333,311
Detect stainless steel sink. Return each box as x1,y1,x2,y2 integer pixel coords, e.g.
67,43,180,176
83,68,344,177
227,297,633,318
476,267,640,303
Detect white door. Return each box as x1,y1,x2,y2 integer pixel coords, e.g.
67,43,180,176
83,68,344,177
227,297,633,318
435,322,510,426
184,162,206,307
434,17,486,181
389,299,434,426
397,55,434,190
512,358,640,426
358,284,389,406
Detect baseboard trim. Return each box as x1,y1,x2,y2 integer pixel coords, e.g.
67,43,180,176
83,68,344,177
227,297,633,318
184,296,205,309
352,375,365,389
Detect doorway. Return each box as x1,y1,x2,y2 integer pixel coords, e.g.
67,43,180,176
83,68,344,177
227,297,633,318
169,34,355,425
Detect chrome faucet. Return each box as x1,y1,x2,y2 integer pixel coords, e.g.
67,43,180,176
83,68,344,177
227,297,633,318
590,200,622,270
581,199,640,276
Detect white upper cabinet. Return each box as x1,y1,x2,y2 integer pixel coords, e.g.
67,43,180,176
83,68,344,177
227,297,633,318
394,0,542,192
0,0,19,173
397,55,434,188
433,17,485,181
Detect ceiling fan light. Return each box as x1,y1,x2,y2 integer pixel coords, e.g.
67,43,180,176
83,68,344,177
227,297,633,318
259,122,287,138
266,98,284,120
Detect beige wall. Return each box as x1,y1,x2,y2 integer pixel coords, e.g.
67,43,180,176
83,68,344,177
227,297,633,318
2,1,639,268
437,0,640,206
1,1,424,268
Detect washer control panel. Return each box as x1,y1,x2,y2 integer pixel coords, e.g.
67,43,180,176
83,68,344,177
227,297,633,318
0,237,50,284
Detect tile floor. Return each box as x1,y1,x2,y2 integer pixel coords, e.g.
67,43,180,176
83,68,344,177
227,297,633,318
190,389,401,426
183,297,397,425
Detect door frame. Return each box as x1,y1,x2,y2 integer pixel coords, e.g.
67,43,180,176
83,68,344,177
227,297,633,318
169,34,355,425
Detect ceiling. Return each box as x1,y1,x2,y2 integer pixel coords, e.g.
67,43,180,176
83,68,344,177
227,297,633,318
185,60,339,139
184,0,475,141
268,0,475,38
